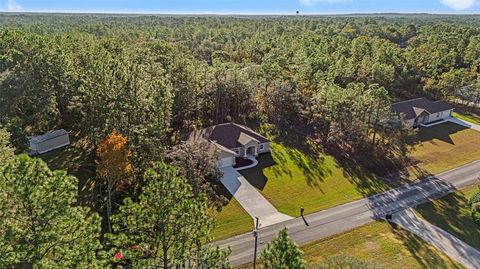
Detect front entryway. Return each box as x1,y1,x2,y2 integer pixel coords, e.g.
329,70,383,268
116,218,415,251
246,146,256,155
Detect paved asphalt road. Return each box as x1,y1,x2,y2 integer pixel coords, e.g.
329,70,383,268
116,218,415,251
216,160,480,267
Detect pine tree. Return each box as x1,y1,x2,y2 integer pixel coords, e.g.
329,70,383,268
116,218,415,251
0,128,14,163
108,162,230,269
260,228,306,269
0,154,104,268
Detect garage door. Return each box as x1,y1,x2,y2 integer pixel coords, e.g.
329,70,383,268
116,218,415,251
218,156,234,168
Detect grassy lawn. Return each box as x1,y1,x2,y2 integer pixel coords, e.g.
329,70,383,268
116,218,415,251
37,136,98,206
453,108,480,125
237,221,463,269
214,137,389,239
240,141,389,217
409,122,480,178
213,198,253,240
416,184,480,251
302,221,464,269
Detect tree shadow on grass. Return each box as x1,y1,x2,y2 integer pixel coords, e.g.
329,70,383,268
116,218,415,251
415,191,480,251
238,128,333,193
411,122,468,145
388,221,464,269
38,138,99,209
239,153,277,191
332,152,390,197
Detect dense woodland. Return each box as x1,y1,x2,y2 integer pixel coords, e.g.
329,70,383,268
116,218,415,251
1,14,480,268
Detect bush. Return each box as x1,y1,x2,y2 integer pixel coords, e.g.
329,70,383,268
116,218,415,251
468,184,480,225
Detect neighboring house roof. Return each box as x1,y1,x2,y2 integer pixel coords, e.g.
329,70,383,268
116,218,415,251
186,123,270,149
391,98,453,120
29,129,69,144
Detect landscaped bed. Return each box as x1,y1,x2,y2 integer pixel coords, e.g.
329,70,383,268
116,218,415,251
233,157,254,168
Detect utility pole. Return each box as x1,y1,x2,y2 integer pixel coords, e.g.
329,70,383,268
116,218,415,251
253,217,260,269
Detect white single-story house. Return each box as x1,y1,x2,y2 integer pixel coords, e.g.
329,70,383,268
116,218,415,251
29,129,70,155
391,97,454,127
186,123,271,168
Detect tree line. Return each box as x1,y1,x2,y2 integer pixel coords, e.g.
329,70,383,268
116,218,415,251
1,14,480,268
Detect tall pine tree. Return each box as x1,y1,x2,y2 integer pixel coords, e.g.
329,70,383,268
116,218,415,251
260,228,306,269
0,155,104,268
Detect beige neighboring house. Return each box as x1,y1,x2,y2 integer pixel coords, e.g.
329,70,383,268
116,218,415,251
186,123,271,168
391,97,454,127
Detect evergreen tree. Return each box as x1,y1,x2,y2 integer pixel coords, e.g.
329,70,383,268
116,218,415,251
0,155,105,269
108,162,230,269
0,128,14,163
260,228,306,269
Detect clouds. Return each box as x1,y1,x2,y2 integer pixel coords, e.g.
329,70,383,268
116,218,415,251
3,0,23,11
440,0,476,10
299,0,350,6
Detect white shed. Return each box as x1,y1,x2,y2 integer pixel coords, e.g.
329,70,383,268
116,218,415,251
29,129,70,155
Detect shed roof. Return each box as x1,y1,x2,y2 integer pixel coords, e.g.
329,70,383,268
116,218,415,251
29,129,69,144
391,98,453,120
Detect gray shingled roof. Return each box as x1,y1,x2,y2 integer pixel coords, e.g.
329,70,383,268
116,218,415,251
187,123,269,149
391,98,453,120
29,129,68,143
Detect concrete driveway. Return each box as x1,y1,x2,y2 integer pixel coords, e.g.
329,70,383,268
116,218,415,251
392,209,480,269
220,166,292,228
448,117,480,132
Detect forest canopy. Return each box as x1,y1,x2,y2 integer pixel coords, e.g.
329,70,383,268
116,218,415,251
1,14,479,166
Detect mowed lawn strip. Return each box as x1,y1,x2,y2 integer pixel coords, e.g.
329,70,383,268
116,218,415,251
302,221,464,269
453,111,480,125
214,139,389,239
410,122,480,176
416,184,480,251
240,142,389,217
213,198,253,240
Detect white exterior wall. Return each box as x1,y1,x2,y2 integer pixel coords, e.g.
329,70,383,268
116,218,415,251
427,110,452,123
258,142,270,154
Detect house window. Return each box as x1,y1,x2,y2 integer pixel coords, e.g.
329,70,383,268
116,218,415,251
234,149,240,155
259,144,264,150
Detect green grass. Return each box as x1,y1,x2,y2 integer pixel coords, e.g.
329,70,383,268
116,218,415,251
37,137,98,206
214,137,389,239
409,122,480,177
453,111,480,125
301,221,464,269
213,198,253,240
240,142,389,217
416,185,480,251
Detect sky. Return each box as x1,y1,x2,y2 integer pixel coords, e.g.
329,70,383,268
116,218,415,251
1,0,480,14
